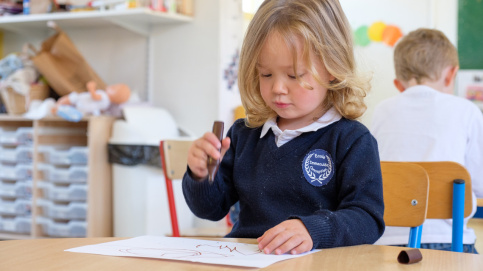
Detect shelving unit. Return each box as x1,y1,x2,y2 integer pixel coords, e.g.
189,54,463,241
0,115,114,240
0,8,193,36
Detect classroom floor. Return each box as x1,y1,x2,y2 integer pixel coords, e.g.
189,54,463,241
468,218,483,253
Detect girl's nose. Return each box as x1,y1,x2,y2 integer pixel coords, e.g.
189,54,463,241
272,78,288,94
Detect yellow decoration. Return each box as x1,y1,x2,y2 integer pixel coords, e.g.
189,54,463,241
234,105,246,121
368,21,386,42
243,12,254,21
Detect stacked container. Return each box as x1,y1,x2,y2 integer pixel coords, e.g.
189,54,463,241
0,127,34,234
36,146,89,237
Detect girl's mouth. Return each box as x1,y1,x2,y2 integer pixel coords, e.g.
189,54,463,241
274,102,290,109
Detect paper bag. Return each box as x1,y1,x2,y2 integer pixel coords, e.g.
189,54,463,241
30,23,106,96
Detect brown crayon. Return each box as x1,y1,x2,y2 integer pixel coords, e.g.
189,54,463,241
207,121,224,184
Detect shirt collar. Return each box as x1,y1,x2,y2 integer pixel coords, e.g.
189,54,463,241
260,107,342,138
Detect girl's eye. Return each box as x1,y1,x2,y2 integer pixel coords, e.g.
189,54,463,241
260,73,272,78
288,73,305,79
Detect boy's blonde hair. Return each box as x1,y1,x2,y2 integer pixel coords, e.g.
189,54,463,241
394,28,459,83
238,0,370,128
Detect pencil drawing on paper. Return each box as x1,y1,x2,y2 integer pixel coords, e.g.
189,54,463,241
66,236,318,268
118,243,263,259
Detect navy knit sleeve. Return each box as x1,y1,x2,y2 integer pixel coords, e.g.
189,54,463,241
182,122,240,221
291,131,385,249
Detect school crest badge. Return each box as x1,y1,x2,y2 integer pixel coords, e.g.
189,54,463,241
302,149,334,186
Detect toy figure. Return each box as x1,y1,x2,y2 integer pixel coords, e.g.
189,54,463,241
52,80,131,122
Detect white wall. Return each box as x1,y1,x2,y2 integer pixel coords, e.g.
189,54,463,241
218,0,243,132
151,1,220,136
152,0,243,137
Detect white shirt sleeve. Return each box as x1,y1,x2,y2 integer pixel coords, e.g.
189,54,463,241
465,107,483,198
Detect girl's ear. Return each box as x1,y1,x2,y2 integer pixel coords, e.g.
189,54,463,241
393,79,406,93
329,74,336,82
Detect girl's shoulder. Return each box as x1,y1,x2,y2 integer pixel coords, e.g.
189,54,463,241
332,118,370,135
227,118,265,145
326,118,373,143
229,118,262,136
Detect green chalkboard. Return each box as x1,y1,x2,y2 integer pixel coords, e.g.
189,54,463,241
458,0,483,69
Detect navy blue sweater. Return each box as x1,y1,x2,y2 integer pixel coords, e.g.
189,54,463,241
182,118,384,249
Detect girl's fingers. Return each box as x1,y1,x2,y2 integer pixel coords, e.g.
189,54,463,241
257,225,285,252
262,231,292,254
290,240,312,255
257,220,313,255
273,235,304,255
199,133,222,160
220,137,231,158
187,133,228,180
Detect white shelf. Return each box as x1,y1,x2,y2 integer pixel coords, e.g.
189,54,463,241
0,8,193,36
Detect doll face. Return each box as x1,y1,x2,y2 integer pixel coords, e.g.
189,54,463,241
257,31,333,131
106,84,130,104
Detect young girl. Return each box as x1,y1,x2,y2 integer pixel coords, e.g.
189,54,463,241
183,0,384,255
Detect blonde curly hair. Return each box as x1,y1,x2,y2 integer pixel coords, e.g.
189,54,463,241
238,0,370,128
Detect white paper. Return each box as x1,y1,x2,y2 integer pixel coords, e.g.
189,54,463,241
65,235,319,268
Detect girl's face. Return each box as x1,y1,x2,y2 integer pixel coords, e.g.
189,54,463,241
257,31,333,131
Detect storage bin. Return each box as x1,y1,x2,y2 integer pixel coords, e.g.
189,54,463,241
0,180,32,198
0,215,31,234
0,84,49,115
0,164,32,180
0,198,31,216
38,199,87,220
37,217,86,237
0,145,33,163
39,146,89,166
38,164,88,183
38,182,87,202
0,127,33,146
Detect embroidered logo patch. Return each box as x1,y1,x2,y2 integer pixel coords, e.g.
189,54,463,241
302,149,334,186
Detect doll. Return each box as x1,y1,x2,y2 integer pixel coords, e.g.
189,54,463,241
53,80,131,121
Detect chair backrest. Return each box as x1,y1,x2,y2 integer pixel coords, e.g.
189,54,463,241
160,139,193,237
412,162,473,219
381,162,429,227
412,161,473,252
161,140,193,180
380,162,429,248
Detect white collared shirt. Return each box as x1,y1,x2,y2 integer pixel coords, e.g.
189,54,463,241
260,107,342,147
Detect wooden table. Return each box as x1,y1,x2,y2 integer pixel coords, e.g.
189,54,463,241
1,237,482,270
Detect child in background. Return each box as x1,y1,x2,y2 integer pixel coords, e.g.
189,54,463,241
183,0,384,255
371,28,483,253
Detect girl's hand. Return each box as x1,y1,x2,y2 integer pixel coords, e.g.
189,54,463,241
257,219,313,255
187,132,230,181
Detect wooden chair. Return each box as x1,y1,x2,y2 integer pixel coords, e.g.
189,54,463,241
381,162,429,248
160,139,193,237
412,161,473,252
159,139,231,237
